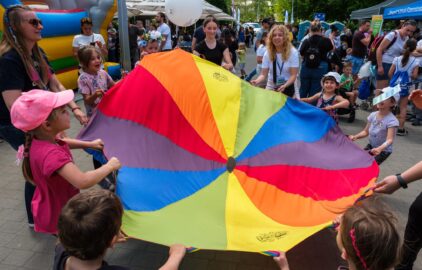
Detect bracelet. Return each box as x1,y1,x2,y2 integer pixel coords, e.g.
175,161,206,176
395,174,408,189
71,106,81,112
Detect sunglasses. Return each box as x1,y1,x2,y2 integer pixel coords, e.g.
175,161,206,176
81,18,92,24
24,18,42,28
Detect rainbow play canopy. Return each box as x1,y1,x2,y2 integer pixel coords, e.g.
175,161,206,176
78,49,379,252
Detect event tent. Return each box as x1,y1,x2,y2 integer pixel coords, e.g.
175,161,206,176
383,0,422,19
125,0,235,21
350,0,416,19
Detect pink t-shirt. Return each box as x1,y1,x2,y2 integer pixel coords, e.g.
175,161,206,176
29,139,79,234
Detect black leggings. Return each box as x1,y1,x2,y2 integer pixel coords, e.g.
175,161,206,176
396,192,422,270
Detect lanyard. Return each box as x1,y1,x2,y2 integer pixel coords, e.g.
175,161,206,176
276,58,284,78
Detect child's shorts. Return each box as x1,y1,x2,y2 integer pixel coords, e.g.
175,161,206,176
239,63,246,70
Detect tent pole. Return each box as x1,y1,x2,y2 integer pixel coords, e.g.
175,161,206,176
118,0,131,72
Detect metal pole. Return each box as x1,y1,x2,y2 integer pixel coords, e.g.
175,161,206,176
117,0,131,72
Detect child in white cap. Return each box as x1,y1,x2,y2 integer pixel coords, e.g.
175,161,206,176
349,86,400,165
11,90,121,234
301,72,350,123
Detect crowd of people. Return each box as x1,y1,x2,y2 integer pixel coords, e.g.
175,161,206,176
0,4,422,270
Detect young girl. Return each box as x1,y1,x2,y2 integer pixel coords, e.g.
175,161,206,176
77,46,115,117
11,90,121,234
236,42,247,79
349,88,399,165
251,25,299,98
301,72,350,123
273,201,401,270
138,31,161,62
388,38,419,136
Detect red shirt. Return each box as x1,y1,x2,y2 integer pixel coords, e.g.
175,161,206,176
29,139,79,234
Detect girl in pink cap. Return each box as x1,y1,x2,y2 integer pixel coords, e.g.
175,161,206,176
11,90,121,234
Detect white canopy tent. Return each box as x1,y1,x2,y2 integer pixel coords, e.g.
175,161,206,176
124,0,235,21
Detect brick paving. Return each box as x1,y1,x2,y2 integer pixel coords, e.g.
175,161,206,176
0,48,421,269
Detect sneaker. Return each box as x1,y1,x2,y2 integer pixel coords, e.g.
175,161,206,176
412,119,421,126
397,128,408,136
28,222,34,228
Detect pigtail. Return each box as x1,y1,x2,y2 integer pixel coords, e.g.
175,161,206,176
22,133,35,185
401,38,417,67
401,47,411,67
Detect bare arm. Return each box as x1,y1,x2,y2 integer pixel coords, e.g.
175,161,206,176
388,63,396,79
160,34,168,51
73,47,79,60
158,244,186,270
333,95,350,109
57,157,120,189
371,127,395,154
376,38,392,69
411,66,419,80
61,138,103,150
2,89,22,110
360,34,371,47
374,160,422,194
277,67,298,92
349,122,370,141
222,48,233,70
191,37,197,51
301,92,320,103
251,68,269,86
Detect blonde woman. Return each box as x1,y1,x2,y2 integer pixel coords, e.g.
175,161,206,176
251,24,299,97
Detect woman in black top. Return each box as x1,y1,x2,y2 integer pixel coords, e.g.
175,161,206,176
0,5,88,227
193,16,233,70
299,21,334,98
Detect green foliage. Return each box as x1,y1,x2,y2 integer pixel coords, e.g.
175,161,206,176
208,0,230,14
234,0,387,24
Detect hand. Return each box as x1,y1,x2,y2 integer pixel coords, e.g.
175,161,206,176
377,66,384,75
95,41,103,48
373,175,401,194
370,147,382,156
276,84,287,93
410,89,422,101
73,108,89,125
273,251,290,270
106,157,121,171
95,89,105,98
90,139,104,150
322,105,333,111
348,135,357,141
251,79,258,86
222,63,233,70
169,244,186,258
116,230,127,243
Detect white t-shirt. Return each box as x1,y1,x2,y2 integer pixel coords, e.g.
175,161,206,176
392,55,419,78
382,30,408,64
157,23,172,50
256,44,267,70
416,39,422,67
262,47,299,89
72,33,105,49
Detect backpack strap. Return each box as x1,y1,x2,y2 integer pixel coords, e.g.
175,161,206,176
273,58,277,85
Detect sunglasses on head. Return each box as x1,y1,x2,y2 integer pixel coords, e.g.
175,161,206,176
25,18,42,28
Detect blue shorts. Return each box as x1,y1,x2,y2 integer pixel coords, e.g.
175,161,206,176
376,62,392,81
349,56,364,75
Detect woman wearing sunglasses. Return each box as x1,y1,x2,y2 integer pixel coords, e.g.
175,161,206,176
72,17,107,60
0,5,88,228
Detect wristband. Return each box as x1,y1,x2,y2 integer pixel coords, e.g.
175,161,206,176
395,174,408,189
71,106,81,112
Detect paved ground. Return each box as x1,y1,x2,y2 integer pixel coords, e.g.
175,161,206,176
0,47,421,269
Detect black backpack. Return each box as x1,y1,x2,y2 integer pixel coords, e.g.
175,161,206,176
304,37,322,68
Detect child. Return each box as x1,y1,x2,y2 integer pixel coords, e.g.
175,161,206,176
138,31,161,62
10,90,121,234
273,200,401,270
236,42,247,79
349,87,399,165
55,189,186,270
301,72,350,123
388,38,419,136
340,62,357,107
77,46,115,118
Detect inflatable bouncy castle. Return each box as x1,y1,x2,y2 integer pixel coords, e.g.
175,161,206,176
0,0,117,89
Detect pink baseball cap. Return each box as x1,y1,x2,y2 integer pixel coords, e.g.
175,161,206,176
11,90,74,132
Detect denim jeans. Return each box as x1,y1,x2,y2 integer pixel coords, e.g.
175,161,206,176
245,67,257,82
0,124,35,224
299,61,329,98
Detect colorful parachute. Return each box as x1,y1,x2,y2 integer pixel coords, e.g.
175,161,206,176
78,49,379,252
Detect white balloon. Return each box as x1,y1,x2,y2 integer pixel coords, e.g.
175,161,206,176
165,0,203,27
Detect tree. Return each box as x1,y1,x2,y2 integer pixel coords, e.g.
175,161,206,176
273,0,386,23
208,0,231,14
